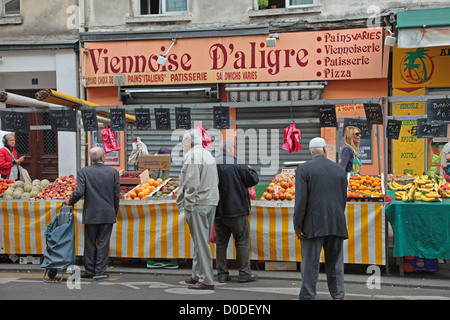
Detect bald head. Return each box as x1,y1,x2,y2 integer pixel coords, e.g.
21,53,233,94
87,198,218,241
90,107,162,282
89,147,105,163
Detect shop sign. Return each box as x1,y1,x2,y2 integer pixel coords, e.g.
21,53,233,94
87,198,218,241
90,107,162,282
393,45,450,88
83,28,385,87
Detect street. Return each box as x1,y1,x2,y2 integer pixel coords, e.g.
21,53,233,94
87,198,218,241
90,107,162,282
1,269,450,301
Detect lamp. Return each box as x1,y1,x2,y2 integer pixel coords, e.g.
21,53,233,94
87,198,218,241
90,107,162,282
157,38,177,66
266,33,279,47
384,29,396,47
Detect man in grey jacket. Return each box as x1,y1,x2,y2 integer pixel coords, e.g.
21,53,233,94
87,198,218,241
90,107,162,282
65,147,120,280
293,137,348,300
177,129,219,290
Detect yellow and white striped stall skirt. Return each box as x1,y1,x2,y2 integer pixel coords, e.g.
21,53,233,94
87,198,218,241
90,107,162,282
0,200,385,265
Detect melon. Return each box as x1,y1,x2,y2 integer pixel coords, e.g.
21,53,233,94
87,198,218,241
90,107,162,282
12,190,23,199
23,183,33,193
3,194,13,200
29,190,38,198
40,179,50,187
3,189,13,197
21,193,31,200
14,181,24,188
32,179,41,186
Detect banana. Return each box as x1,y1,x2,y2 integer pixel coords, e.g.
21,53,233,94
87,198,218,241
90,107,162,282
425,192,440,198
417,187,433,192
420,194,442,202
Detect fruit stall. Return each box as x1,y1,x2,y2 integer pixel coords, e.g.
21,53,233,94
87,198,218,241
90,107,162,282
0,171,386,267
385,173,450,275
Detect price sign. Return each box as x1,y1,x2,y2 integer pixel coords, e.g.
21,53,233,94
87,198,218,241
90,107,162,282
135,108,151,131
49,110,77,132
426,98,450,124
110,108,126,131
364,103,383,124
81,109,98,131
386,119,402,140
417,118,447,138
318,105,337,127
0,111,30,133
155,108,171,130
213,106,229,129
175,107,191,129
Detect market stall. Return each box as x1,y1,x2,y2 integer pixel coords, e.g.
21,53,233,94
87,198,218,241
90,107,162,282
0,198,386,266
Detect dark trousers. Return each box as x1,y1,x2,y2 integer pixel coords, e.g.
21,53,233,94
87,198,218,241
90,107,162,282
83,223,113,276
214,215,252,279
299,235,345,300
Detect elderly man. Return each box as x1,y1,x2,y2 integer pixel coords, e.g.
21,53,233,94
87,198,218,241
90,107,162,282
176,129,219,290
65,147,120,280
293,137,348,300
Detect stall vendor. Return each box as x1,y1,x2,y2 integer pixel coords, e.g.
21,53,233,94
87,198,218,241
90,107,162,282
0,133,25,180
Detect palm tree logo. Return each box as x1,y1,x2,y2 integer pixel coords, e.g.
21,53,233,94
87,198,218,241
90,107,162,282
400,48,434,85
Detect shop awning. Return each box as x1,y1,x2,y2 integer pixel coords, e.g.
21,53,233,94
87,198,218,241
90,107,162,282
397,8,450,48
35,89,136,124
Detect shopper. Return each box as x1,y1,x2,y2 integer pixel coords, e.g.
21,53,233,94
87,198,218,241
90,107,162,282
176,129,219,290
215,138,259,283
293,137,348,300
440,142,450,176
0,133,25,180
65,147,120,280
340,126,362,173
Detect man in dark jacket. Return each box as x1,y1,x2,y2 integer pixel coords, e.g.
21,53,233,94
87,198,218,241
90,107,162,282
293,137,348,300
65,147,120,280
215,139,259,283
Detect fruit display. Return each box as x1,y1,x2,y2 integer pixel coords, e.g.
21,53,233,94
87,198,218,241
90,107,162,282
2,179,50,200
389,174,446,202
0,179,16,198
259,173,295,201
123,177,180,200
34,175,77,200
347,174,383,199
120,186,134,198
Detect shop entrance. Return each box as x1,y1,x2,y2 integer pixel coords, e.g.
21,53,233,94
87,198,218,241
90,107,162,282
6,90,59,181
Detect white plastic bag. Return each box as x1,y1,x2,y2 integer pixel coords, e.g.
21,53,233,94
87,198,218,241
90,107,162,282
128,137,149,165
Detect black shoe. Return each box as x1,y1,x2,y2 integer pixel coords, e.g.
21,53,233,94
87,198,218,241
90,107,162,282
238,274,258,283
80,272,93,279
218,275,231,283
93,274,109,280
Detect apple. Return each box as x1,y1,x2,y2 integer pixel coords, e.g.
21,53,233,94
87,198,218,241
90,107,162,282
265,193,273,200
286,194,293,200
280,181,289,189
272,193,279,200
278,192,286,200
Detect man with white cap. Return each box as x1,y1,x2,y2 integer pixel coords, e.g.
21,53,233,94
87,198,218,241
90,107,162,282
293,137,348,300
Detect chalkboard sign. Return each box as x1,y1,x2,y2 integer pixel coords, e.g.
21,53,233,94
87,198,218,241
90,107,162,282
0,111,30,133
318,105,337,127
175,107,191,129
386,119,402,140
213,106,230,129
417,118,447,138
135,108,151,131
155,108,171,130
81,109,98,131
343,118,371,139
110,108,126,131
364,103,383,124
426,98,450,124
49,110,77,132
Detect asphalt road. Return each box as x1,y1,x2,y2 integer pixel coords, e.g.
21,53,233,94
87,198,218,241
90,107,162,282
1,269,450,301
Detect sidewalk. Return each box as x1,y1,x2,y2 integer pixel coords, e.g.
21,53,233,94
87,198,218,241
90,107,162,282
1,252,450,290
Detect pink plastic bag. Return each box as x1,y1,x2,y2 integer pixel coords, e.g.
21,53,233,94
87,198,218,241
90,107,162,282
248,186,257,200
101,124,121,153
196,123,213,149
282,122,303,153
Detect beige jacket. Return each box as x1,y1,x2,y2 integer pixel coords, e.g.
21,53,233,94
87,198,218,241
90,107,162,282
176,145,219,212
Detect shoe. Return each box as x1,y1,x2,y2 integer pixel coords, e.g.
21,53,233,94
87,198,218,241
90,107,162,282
218,275,231,283
80,272,93,279
238,274,258,283
184,277,197,284
93,274,109,280
188,282,215,290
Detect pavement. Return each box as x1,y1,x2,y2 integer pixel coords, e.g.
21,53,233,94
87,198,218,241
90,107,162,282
1,248,450,290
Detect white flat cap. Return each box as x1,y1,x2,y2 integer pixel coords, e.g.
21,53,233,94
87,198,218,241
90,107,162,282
309,137,326,149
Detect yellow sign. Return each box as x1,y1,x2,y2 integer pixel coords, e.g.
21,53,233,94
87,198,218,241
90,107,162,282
393,45,450,88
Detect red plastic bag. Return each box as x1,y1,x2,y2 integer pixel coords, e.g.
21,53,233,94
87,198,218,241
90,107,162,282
196,123,213,149
101,124,121,153
282,122,303,153
248,186,257,200
210,224,216,243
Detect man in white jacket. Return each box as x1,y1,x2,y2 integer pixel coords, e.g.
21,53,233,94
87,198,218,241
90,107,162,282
177,129,219,290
